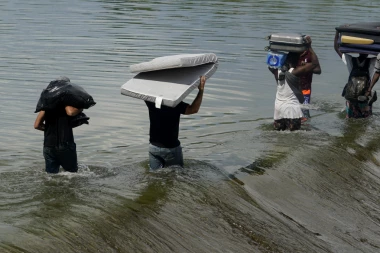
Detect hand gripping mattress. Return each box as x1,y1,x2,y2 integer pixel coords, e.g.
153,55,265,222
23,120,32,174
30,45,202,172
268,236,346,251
121,53,218,108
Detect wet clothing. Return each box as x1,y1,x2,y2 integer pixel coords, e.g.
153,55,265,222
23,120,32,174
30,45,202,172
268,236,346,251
274,68,303,131
43,143,78,173
298,50,313,119
44,107,74,147
43,107,77,173
302,94,311,119
145,101,189,170
342,54,379,118
346,100,372,119
274,118,301,131
274,68,303,121
342,54,377,80
145,101,188,148
298,50,313,93
148,144,184,170
376,54,380,72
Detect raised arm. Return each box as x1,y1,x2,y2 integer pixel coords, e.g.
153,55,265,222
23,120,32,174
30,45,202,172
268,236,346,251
268,67,279,82
366,54,380,96
366,72,380,97
185,76,206,115
34,110,46,131
304,36,321,74
65,106,83,116
309,48,321,74
334,31,343,59
292,46,320,77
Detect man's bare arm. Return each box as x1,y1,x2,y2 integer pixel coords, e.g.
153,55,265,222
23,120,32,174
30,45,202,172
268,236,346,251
292,62,315,77
34,111,46,131
309,47,321,74
366,72,380,96
304,36,321,74
268,67,279,82
65,106,83,116
185,76,206,115
334,31,343,59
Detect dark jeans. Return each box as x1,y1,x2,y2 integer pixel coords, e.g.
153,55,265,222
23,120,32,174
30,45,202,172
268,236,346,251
43,142,78,173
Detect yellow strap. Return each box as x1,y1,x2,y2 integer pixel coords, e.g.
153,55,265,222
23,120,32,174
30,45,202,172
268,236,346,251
341,35,374,45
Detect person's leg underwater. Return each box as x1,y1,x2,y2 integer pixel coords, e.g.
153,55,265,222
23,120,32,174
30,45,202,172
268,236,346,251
288,118,301,131
43,147,60,173
149,144,165,170
164,145,184,168
58,142,78,173
274,119,286,131
302,91,311,122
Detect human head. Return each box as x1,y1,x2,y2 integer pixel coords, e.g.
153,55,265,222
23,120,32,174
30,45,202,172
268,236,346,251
285,52,300,68
358,54,368,61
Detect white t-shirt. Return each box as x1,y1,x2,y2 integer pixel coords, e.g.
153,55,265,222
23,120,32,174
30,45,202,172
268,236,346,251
274,68,303,120
376,54,380,73
342,53,379,81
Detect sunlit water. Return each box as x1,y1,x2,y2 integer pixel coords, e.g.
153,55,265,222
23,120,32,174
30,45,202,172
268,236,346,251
1,1,380,252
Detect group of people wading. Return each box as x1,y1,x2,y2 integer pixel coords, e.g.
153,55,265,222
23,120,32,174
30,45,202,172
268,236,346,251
34,31,380,174
269,33,380,131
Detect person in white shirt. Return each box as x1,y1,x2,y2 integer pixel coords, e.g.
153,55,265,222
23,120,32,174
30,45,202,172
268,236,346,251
268,49,320,131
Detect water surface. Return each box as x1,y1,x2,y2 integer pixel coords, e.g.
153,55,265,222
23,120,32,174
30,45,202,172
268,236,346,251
1,1,380,252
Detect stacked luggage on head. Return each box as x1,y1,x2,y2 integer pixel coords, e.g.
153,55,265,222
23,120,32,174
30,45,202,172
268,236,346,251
265,33,309,69
336,22,380,56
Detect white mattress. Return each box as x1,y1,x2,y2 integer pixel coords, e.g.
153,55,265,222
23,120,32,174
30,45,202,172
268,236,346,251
121,53,218,108
130,53,218,73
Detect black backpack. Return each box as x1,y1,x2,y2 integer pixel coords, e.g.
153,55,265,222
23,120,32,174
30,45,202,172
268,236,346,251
343,58,370,102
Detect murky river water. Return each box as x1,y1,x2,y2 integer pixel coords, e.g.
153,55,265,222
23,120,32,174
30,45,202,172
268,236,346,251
1,0,380,252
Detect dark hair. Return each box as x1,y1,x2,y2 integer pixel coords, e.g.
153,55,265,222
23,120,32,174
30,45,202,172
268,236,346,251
286,52,300,67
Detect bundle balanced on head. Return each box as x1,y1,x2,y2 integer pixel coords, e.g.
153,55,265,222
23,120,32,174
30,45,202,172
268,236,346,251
34,76,96,173
334,22,380,119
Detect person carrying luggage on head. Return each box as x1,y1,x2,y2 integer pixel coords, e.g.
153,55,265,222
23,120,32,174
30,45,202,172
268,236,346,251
334,31,380,118
268,42,321,131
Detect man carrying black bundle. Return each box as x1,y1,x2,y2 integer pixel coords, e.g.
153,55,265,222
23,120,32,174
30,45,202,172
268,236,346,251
34,77,84,173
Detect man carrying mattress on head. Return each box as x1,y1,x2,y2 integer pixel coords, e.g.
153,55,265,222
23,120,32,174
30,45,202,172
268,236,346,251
146,76,206,170
297,36,322,122
334,31,380,118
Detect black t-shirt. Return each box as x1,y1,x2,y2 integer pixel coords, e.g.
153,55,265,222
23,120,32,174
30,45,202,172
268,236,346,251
44,107,74,147
145,101,189,148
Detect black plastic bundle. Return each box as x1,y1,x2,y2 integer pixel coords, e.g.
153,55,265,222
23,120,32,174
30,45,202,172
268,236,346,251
70,112,90,128
35,79,96,113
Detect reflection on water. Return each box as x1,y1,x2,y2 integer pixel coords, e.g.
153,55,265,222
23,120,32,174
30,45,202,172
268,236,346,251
1,0,380,252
